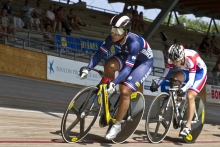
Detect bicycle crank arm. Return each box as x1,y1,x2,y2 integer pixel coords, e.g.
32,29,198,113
180,120,199,126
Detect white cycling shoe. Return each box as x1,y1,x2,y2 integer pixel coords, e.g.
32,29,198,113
105,123,121,140
180,126,191,136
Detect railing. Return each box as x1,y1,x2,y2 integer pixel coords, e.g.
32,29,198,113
0,32,96,62
27,29,83,50
27,30,105,62
4,31,220,86
0,31,166,77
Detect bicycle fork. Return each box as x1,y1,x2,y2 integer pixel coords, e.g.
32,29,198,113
99,84,116,125
168,90,182,123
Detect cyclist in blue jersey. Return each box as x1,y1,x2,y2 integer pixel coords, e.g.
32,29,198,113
78,14,153,140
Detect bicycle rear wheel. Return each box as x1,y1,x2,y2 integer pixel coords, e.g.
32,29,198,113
111,92,145,143
61,86,102,143
182,96,205,143
145,93,174,143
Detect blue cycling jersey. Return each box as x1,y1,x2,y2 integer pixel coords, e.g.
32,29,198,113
88,32,153,85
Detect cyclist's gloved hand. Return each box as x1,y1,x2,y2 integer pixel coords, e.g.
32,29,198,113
78,68,89,79
177,88,185,97
150,84,159,92
107,82,116,94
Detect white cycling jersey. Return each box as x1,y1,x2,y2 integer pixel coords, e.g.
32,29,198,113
160,49,207,92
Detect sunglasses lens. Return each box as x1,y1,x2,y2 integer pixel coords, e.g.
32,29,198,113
111,28,124,36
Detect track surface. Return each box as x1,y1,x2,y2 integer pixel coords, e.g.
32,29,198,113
0,74,220,147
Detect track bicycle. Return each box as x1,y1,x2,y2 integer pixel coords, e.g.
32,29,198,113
145,78,205,143
61,67,145,143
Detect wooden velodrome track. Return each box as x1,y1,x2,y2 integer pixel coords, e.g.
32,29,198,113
0,73,220,147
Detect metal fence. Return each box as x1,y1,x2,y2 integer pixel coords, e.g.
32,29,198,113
2,30,219,85
0,31,165,76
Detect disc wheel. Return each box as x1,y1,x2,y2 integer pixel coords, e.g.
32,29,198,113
109,92,145,143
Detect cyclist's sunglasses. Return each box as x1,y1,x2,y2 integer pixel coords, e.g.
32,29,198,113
110,27,124,36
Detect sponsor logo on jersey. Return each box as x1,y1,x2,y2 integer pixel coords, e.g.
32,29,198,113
125,46,129,53
128,76,132,80
135,82,140,87
115,45,121,49
132,56,136,61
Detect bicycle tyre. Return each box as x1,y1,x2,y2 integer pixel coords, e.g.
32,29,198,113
145,93,174,143
61,86,102,143
110,92,145,143
182,96,205,143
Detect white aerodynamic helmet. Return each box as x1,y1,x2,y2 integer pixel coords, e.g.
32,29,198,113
168,44,185,61
110,14,131,35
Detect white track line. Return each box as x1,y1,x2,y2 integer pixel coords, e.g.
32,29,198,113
0,107,96,118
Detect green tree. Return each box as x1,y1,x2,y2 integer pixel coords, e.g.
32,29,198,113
161,13,220,34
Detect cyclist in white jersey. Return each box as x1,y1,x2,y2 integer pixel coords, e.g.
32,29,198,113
150,44,207,136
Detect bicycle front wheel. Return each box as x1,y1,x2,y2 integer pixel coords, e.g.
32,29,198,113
61,86,102,143
145,93,174,143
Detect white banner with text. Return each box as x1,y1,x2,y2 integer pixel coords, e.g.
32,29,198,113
206,84,220,104
47,55,119,87
47,55,104,86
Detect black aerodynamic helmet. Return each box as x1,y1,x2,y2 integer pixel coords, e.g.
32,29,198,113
110,14,131,34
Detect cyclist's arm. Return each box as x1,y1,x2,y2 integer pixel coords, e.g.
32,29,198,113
87,36,112,69
181,57,196,92
158,67,172,86
158,59,173,86
87,48,107,69
113,41,140,85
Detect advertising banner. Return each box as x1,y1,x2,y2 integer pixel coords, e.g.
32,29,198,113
47,55,119,87
55,35,119,59
55,35,165,69
206,84,220,104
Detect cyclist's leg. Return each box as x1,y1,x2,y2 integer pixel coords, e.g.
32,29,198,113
173,70,186,85
99,53,124,84
105,84,132,140
185,90,197,128
173,70,187,101
98,54,121,127
104,53,130,139
179,68,207,136
104,56,120,77
117,58,153,121
185,69,207,129
106,58,153,140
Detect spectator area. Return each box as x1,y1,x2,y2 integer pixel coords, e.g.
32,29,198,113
2,0,220,84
